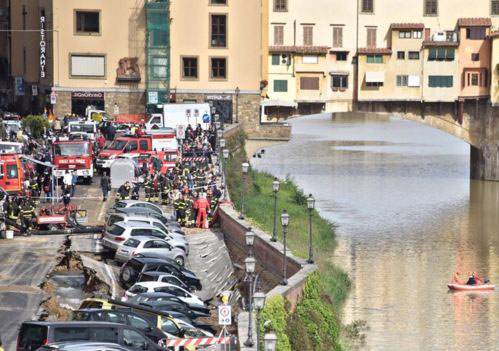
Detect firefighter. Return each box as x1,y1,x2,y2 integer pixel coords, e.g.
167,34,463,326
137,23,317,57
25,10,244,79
144,176,153,202
131,181,141,200
152,174,160,202
174,196,186,226
161,177,170,205
194,193,210,229
30,176,40,205
118,181,131,200
20,199,36,234
7,197,20,231
183,194,194,228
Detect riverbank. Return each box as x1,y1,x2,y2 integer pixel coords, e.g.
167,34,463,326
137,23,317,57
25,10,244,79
224,130,351,349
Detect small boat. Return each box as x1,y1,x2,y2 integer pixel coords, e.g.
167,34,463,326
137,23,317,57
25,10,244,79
448,283,495,291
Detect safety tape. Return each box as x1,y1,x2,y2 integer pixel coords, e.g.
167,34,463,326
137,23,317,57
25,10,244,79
160,337,232,347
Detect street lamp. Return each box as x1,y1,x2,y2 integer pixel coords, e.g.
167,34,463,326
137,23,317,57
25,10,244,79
215,121,221,130
240,162,249,219
271,178,280,242
307,194,315,264
244,255,257,347
254,291,266,350
223,148,229,159
222,148,229,199
235,86,240,124
246,226,255,256
219,138,226,148
281,210,289,285
264,332,278,351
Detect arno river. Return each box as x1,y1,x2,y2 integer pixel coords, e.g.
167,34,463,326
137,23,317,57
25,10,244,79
252,114,499,351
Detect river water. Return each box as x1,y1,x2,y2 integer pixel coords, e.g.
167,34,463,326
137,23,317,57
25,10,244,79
252,114,499,351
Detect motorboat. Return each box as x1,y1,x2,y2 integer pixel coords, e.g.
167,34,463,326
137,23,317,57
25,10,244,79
448,283,495,291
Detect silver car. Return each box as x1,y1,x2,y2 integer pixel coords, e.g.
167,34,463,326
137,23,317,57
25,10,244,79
37,342,133,351
106,213,184,238
115,237,186,266
112,200,169,218
102,222,189,255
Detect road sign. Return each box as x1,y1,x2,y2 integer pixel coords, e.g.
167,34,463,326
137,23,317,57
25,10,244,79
148,91,158,104
50,92,57,105
218,305,232,325
203,114,210,123
176,125,186,140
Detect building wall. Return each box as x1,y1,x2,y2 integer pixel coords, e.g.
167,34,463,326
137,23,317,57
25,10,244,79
267,53,295,101
422,47,459,102
491,37,499,105
358,54,389,101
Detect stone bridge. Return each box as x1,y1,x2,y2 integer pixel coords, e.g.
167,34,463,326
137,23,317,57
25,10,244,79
335,100,499,181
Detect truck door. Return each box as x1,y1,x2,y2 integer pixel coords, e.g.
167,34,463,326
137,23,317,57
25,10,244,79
5,162,20,192
126,141,138,153
139,140,148,152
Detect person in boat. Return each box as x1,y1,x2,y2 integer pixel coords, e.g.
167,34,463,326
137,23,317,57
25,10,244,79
466,272,477,285
473,272,490,284
452,271,463,284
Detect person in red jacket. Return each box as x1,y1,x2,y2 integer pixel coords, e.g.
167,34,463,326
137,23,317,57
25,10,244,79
96,133,106,150
194,194,210,229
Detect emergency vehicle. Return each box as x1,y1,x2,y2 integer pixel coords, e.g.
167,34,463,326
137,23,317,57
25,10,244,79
68,121,98,140
96,131,178,171
53,140,95,183
0,153,25,193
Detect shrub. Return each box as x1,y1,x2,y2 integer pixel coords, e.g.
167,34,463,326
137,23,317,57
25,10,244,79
22,115,49,138
259,295,291,351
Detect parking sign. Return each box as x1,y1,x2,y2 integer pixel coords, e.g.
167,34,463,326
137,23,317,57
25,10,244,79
218,305,232,325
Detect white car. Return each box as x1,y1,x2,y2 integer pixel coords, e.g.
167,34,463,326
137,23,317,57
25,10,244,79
115,237,186,266
102,222,189,255
124,281,204,306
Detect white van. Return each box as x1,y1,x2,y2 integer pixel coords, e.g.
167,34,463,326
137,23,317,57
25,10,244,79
145,103,212,131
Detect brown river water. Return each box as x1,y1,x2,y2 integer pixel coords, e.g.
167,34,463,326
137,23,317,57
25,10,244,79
251,113,499,351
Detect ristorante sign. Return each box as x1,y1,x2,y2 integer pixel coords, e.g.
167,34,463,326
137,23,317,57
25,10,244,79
40,16,46,79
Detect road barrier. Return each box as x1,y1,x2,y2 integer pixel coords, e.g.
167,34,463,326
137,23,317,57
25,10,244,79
160,337,233,348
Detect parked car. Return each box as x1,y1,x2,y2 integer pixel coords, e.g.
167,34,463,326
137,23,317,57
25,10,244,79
129,292,210,316
111,201,170,219
138,272,191,291
17,321,162,351
78,298,115,310
71,309,184,342
125,282,204,306
108,207,179,228
36,342,133,351
106,212,182,234
115,237,186,267
139,300,210,320
119,257,201,290
102,222,188,255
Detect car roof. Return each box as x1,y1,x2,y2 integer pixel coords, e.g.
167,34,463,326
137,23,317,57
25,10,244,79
43,342,131,350
113,221,157,230
22,321,124,326
136,292,177,298
128,236,163,242
142,272,176,278
134,281,177,288
131,256,177,265
119,200,160,207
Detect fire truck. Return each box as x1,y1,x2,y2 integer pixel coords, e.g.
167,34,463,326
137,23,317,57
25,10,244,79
53,140,95,183
0,153,25,193
96,130,178,172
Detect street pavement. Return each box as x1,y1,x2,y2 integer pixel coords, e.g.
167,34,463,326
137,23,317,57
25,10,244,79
0,235,65,351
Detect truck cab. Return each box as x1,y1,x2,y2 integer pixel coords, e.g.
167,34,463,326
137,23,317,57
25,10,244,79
68,121,98,140
0,154,25,193
87,109,111,122
53,140,95,183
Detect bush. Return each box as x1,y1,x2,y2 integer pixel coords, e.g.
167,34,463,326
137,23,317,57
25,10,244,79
21,115,49,138
259,295,291,351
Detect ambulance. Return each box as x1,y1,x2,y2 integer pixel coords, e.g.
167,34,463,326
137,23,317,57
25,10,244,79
0,153,25,193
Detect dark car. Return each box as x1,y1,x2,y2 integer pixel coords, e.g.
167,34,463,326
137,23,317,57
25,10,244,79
37,342,133,351
119,257,201,291
70,309,166,343
140,300,210,320
138,272,191,291
17,321,162,351
130,293,210,316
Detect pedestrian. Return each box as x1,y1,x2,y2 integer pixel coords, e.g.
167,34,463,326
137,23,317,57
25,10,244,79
100,173,110,201
96,133,106,150
71,171,78,197
107,123,116,141
63,188,71,206
63,170,72,192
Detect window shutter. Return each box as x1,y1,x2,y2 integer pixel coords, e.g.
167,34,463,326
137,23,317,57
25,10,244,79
367,28,376,48
304,27,313,46
333,27,343,48
274,26,284,45
300,77,320,90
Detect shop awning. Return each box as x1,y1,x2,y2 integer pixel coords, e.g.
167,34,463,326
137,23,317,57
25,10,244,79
365,72,385,83
261,100,298,108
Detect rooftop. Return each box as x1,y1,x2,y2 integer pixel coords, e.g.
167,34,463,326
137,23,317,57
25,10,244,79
391,23,424,30
422,41,460,47
358,47,392,55
457,18,492,27
269,46,329,54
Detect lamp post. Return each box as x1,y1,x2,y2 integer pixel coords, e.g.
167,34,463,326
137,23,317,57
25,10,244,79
271,178,280,242
281,210,289,285
235,86,240,124
240,162,249,219
307,194,315,264
245,226,255,256
219,138,226,149
244,256,256,347
222,148,229,199
264,331,278,351
254,291,266,351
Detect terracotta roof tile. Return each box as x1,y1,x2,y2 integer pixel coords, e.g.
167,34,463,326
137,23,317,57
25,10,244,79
457,18,492,27
357,48,392,55
422,40,459,47
269,46,329,54
489,30,499,38
391,23,424,30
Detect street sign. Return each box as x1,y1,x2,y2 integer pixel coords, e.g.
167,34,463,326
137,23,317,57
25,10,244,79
203,114,210,123
50,92,57,105
148,91,158,104
32,86,38,96
218,305,232,325
176,125,186,140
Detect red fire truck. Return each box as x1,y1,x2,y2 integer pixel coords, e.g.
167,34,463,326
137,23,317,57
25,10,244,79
0,153,25,193
53,140,95,183
96,130,178,172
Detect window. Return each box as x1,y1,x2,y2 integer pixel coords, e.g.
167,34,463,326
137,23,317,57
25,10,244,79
303,55,318,64
300,77,320,90
71,55,105,77
471,53,480,61
367,27,376,48
336,52,348,61
210,15,227,47
428,48,454,61
471,73,479,86
428,75,453,87
7,165,18,179
274,80,288,92
274,0,288,12
396,75,408,86
210,57,227,79
139,140,148,151
271,54,280,65
466,27,486,40
331,75,348,90
274,25,284,45
366,54,383,63
162,320,181,335
361,0,374,13
127,141,137,151
366,82,383,87
123,329,148,349
492,0,499,15
303,26,313,46
89,328,118,343
333,27,343,48
408,51,420,60
76,11,100,34
182,57,198,79
143,240,155,249
413,30,422,39
210,0,227,4
424,0,438,15
105,312,127,324
54,328,90,342
128,315,150,329
397,51,405,60
399,31,411,39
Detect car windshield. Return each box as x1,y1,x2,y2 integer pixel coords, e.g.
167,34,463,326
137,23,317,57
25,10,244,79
124,238,140,248
107,225,125,236
108,140,127,150
54,143,89,156
69,124,95,133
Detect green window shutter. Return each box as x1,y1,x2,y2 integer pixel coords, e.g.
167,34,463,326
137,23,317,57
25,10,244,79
437,48,446,60
429,76,435,87
272,55,280,65
274,80,288,92
446,49,455,61
447,76,453,87
428,48,436,61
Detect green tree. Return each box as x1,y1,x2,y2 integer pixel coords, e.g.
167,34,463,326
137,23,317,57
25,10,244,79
21,115,49,139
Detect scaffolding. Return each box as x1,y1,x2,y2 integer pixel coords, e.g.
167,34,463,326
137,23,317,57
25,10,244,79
145,0,170,110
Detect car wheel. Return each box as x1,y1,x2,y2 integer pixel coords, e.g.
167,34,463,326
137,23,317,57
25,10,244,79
122,267,133,283
175,256,185,267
